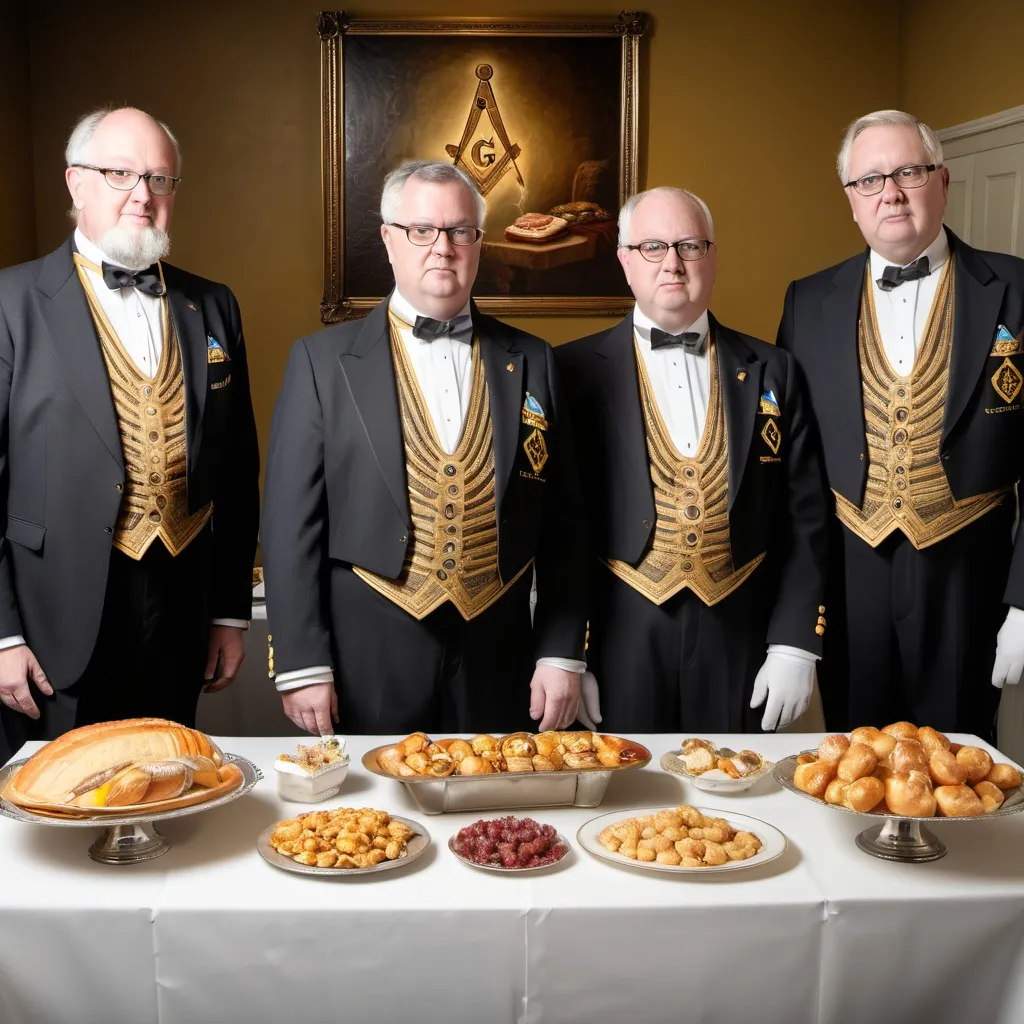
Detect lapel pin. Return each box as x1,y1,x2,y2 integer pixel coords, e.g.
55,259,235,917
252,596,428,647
737,369,747,382
506,362,515,372
187,302,197,312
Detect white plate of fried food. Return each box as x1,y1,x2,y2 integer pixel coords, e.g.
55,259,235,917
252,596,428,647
258,808,430,877
661,738,772,793
577,804,786,874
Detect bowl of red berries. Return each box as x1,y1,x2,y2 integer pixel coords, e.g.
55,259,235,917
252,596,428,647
448,815,571,871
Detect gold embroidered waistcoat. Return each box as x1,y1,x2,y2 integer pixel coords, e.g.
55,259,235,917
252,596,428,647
75,256,212,560
835,256,1007,549
353,319,530,620
606,339,765,606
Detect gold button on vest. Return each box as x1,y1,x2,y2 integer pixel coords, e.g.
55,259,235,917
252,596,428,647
606,339,764,606
353,317,530,620
835,256,1007,549
75,255,212,559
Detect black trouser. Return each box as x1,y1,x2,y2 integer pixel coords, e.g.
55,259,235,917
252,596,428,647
0,531,211,752
588,561,771,733
330,567,536,734
840,504,1010,740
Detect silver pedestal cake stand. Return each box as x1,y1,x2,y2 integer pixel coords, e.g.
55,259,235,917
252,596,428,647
774,753,1024,862
0,753,261,865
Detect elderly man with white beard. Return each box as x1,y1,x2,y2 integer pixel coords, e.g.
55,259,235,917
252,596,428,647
0,106,259,748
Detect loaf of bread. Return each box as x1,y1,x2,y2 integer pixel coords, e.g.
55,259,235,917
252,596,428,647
503,213,568,243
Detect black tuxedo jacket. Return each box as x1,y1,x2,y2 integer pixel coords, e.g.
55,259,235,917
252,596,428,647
777,228,1024,606
261,297,588,673
0,235,260,688
554,312,828,654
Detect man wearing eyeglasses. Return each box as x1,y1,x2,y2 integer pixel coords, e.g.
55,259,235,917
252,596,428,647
555,187,827,732
262,160,587,736
0,106,259,746
778,108,1024,737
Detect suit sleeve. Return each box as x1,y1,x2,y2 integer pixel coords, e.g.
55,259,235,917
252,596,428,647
261,339,334,674
0,300,24,639
531,343,589,661
765,348,829,654
210,289,260,620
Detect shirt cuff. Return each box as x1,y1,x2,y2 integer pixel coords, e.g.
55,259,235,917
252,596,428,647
537,657,587,674
767,644,819,663
275,666,334,692
211,619,249,629
1006,606,1024,627
0,635,26,652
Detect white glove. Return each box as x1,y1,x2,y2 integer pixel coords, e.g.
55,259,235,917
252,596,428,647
750,650,815,731
576,671,602,730
992,607,1024,688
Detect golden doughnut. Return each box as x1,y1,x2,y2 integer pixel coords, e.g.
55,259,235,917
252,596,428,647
818,734,851,762
973,780,1006,812
956,746,993,784
837,742,877,782
844,776,885,812
917,726,950,757
934,784,985,817
881,721,919,741
928,748,968,787
884,771,936,817
985,763,1023,789
889,739,928,775
793,759,838,798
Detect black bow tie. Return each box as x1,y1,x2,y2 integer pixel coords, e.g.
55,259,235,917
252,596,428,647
101,261,165,297
412,313,473,342
650,327,706,353
877,256,929,291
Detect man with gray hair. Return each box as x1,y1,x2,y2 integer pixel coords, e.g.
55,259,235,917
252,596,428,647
778,108,1024,736
556,186,827,731
262,160,587,735
0,106,259,746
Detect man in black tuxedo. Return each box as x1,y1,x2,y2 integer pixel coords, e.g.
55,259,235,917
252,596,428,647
556,187,827,733
0,107,259,750
778,109,1024,737
262,161,587,736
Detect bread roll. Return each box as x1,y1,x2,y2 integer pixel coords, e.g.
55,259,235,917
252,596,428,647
974,780,1005,812
934,784,985,817
397,733,430,757
882,721,919,741
818,734,850,762
928,748,968,786
824,778,849,805
849,726,881,747
534,731,561,757
985,763,1023,789
956,746,993,784
500,733,537,758
868,732,897,760
844,776,885,812
445,739,474,763
470,734,499,756
889,739,928,774
884,771,936,817
404,751,431,775
917,726,950,757
458,755,493,775
793,759,838,797
873,764,893,783
837,743,877,782
796,753,818,765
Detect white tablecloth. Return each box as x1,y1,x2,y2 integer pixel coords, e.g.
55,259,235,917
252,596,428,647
1,733,1023,1024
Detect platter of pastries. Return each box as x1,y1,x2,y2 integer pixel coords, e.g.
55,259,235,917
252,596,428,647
258,807,430,876
661,738,772,792
448,815,570,872
577,804,786,874
774,722,1024,819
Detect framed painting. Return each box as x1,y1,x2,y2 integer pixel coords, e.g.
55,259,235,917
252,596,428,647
318,10,649,322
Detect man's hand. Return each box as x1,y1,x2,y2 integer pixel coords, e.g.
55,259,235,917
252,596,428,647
750,651,815,731
281,682,339,736
992,608,1024,688
576,671,603,730
0,645,52,719
529,665,582,731
203,625,246,694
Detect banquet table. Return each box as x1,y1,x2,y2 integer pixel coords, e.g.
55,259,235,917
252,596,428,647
2,732,1024,1024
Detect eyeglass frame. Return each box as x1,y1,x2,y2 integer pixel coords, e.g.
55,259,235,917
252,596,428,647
619,238,715,263
70,164,182,196
843,163,940,197
386,222,484,246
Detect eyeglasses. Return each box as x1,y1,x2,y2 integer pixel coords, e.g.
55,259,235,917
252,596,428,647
71,164,181,196
387,223,483,246
844,163,939,197
620,238,714,263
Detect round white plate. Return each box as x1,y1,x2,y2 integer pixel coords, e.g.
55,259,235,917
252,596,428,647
577,805,787,875
660,750,774,793
257,814,430,877
448,831,571,872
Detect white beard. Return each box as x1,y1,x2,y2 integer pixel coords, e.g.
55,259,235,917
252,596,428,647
98,225,170,271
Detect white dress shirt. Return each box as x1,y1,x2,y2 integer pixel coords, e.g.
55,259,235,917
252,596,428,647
276,291,584,693
868,228,950,374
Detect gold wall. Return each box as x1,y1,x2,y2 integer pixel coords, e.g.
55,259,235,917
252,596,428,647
0,2,35,268
24,0,896,462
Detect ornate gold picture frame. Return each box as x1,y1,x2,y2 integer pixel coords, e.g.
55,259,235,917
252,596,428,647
318,11,649,322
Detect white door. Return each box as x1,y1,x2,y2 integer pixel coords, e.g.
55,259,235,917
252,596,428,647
943,154,974,243
970,142,1024,257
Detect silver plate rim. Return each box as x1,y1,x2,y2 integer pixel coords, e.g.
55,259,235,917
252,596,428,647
256,813,430,877
447,828,571,872
0,753,260,828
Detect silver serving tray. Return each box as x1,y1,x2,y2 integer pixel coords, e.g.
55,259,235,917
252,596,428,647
257,814,430,877
362,742,651,815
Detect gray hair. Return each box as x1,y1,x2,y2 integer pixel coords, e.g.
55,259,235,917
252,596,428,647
618,187,715,246
65,107,182,174
836,109,943,182
380,160,486,227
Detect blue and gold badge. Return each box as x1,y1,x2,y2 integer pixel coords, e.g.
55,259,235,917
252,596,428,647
207,335,229,364
761,418,781,454
990,325,1023,357
758,389,780,416
523,429,549,474
521,392,548,431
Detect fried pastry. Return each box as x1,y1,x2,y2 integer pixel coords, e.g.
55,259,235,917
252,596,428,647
889,739,928,775
985,763,1022,789
837,743,877,782
884,771,936,817
794,759,838,797
973,780,1005,812
818,734,851,762
928,749,968,787
956,746,993,784
934,784,985,817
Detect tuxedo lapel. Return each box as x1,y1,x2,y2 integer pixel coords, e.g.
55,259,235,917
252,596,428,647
944,233,1006,443
337,300,408,521
35,239,122,468
712,318,762,511
164,269,209,473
